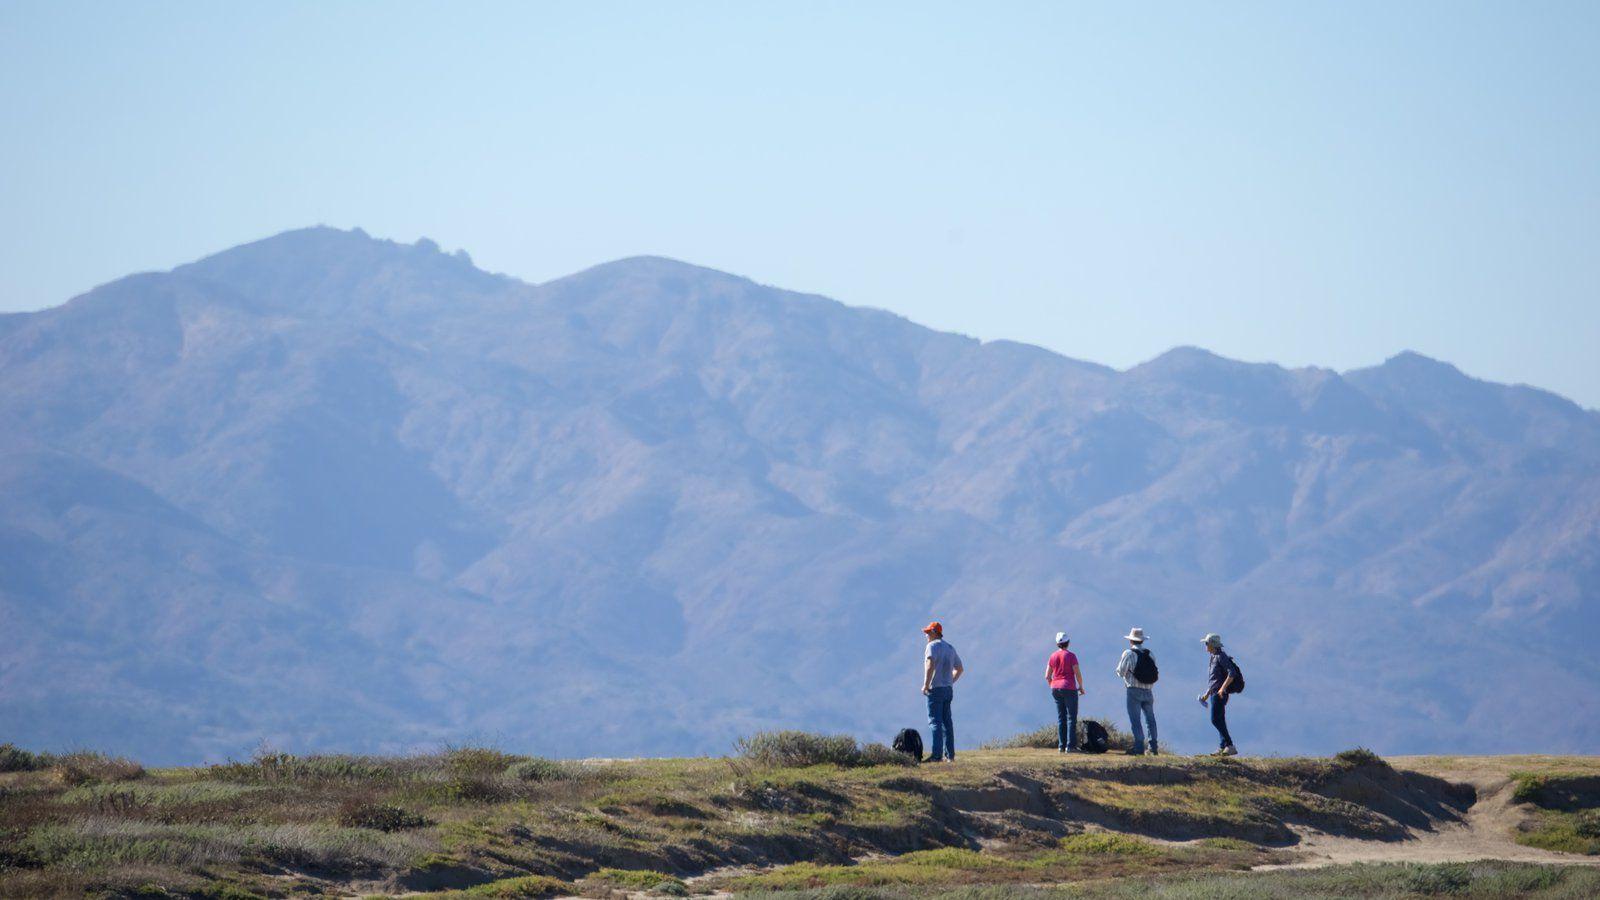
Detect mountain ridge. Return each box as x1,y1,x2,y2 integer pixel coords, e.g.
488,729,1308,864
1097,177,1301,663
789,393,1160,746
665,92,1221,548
2,226,1595,764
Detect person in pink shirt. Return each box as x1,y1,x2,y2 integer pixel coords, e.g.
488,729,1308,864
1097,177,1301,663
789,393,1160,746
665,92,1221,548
1045,631,1085,752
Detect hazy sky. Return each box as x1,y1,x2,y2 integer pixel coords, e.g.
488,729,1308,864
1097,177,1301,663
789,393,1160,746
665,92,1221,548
4,2,1597,406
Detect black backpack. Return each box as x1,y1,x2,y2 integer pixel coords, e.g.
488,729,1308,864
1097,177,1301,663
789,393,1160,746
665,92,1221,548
1132,648,1159,684
1227,656,1245,695
892,728,924,762
1082,720,1110,754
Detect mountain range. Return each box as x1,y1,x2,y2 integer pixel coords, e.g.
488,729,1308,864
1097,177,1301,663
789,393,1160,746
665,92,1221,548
3,227,1596,763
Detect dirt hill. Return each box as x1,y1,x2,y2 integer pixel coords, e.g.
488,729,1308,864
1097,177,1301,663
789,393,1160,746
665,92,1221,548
1,741,1596,898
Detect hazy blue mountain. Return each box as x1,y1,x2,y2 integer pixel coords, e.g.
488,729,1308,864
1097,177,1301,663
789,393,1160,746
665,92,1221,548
3,227,1596,763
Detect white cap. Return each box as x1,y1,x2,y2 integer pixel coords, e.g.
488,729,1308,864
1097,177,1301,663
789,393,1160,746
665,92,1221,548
1055,631,1070,645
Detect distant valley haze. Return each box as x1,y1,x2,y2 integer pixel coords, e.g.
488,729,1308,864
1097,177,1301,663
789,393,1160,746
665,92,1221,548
2,226,1596,764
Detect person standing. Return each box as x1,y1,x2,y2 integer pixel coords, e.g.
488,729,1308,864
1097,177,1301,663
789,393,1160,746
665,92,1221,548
1198,633,1239,756
921,621,964,762
1114,627,1159,755
1045,632,1085,752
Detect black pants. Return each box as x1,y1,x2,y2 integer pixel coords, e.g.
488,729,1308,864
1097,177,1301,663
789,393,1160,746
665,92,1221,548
1211,692,1234,748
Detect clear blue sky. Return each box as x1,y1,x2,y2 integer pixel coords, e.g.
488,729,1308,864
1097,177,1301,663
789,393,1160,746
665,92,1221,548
4,1,1597,406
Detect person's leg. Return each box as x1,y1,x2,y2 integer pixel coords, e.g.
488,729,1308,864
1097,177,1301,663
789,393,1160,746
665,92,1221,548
940,687,955,759
1143,693,1157,753
1125,688,1145,753
1053,690,1069,751
1065,691,1080,751
1211,693,1233,748
927,689,946,761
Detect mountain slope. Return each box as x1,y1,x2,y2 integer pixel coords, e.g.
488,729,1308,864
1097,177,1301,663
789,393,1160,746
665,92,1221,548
2,227,1596,762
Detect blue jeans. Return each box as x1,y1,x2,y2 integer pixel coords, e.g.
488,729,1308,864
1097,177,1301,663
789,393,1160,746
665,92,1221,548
926,686,954,760
1052,688,1079,750
1211,692,1234,748
1126,687,1156,753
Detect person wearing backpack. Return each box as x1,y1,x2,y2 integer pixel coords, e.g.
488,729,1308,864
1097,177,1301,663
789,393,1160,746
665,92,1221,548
1114,627,1159,756
1198,633,1240,756
1045,631,1085,752
920,621,964,762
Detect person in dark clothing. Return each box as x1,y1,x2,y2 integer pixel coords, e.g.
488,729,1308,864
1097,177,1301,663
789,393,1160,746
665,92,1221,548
1198,633,1238,756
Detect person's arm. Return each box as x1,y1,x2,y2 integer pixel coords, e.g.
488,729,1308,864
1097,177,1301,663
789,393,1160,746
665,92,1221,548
1046,663,1054,685
922,656,934,695
1217,656,1235,697
952,662,964,684
1074,663,1085,695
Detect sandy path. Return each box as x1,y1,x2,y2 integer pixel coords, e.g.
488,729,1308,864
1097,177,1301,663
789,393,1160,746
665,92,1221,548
1258,768,1598,869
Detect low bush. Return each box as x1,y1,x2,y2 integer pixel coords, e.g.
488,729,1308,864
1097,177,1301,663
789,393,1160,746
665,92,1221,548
587,868,688,894
443,747,521,778
53,752,145,786
209,751,397,783
336,799,432,832
506,757,572,782
1512,773,1548,805
0,744,53,773
736,731,912,769
1333,747,1387,769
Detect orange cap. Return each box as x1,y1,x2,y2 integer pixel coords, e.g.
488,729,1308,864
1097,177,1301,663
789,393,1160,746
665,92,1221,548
922,621,943,636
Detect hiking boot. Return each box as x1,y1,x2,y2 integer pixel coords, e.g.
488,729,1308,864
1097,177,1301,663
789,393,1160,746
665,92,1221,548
1216,745,1238,757
1146,746,1159,756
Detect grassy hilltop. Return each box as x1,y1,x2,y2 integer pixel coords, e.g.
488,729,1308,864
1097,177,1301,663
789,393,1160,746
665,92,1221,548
1,735,1597,899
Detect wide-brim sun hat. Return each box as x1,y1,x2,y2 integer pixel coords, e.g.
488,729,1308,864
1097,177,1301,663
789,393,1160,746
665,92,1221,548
1124,627,1146,643
1203,633,1223,648
1055,631,1070,645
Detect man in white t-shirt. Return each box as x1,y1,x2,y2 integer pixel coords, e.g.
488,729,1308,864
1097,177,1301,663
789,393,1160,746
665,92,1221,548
921,621,964,762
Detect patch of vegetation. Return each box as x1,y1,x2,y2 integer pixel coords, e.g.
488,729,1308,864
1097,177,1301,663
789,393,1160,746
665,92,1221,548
719,835,1233,892
505,757,572,782
53,752,145,785
587,868,689,893
736,731,911,769
1334,747,1387,769
728,861,1600,898
209,750,400,783
428,874,576,898
1511,772,1548,805
337,799,433,832
0,744,55,773
1055,832,1160,856
1516,810,1600,855
1508,771,1600,855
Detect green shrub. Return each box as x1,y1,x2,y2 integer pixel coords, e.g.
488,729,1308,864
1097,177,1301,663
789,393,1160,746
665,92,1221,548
443,747,519,777
1512,773,1548,805
506,757,572,782
735,731,912,769
0,743,53,773
210,751,397,783
588,869,688,893
54,752,144,785
336,800,432,832
1334,747,1387,769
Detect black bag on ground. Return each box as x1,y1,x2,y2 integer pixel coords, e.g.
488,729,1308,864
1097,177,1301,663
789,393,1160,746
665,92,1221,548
1082,720,1110,754
892,728,924,762
1132,648,1159,684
